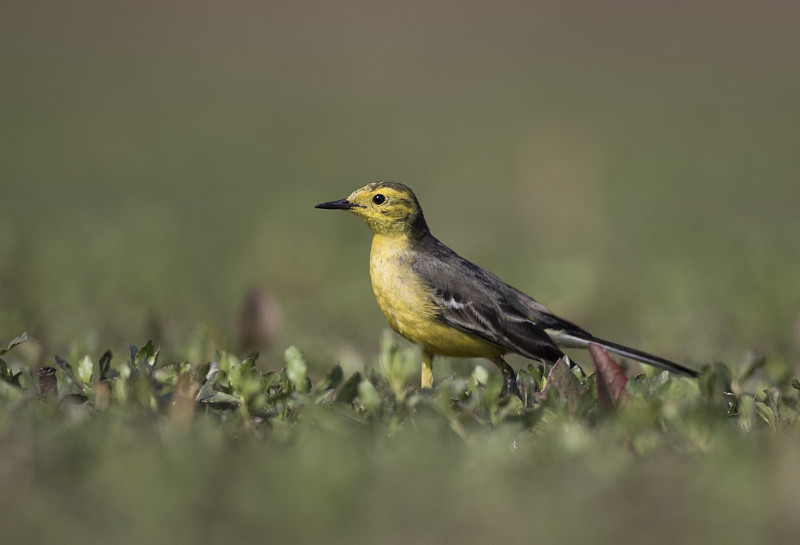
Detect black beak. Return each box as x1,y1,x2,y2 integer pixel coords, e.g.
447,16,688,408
315,198,359,210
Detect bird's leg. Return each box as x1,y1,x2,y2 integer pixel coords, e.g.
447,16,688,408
492,356,519,397
421,350,434,389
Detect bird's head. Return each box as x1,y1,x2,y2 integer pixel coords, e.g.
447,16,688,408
316,181,429,236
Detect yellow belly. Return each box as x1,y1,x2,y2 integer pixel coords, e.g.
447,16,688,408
369,235,503,359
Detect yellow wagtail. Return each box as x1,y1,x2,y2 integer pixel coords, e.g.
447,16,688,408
316,181,698,393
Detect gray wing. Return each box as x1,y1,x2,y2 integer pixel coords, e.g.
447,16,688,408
411,236,699,378
411,238,565,363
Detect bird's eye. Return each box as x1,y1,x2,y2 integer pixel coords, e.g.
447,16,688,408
372,194,386,205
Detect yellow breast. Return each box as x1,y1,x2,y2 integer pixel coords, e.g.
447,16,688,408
369,234,504,359
369,234,433,338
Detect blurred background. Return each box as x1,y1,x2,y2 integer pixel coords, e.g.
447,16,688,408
3,3,800,544
2,0,799,373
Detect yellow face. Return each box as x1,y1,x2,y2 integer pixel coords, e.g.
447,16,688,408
316,181,425,235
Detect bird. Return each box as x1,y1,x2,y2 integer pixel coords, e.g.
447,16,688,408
316,181,698,394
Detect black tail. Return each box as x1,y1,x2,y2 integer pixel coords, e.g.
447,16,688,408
549,331,699,378
591,337,699,378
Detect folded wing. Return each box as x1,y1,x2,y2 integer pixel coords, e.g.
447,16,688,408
412,239,565,363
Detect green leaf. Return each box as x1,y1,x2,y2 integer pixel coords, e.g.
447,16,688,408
262,371,280,393
138,339,156,361
55,354,84,391
377,332,417,399
479,372,504,414
467,364,489,394
547,357,581,416
134,340,159,374
0,359,22,387
195,362,241,407
98,350,113,380
195,362,221,402
333,372,361,404
574,380,597,419
112,364,130,403
284,345,308,393
738,395,755,432
527,364,545,391
698,362,733,402
78,355,94,383
357,379,381,415
226,354,263,405
316,364,344,393
723,392,739,416
198,390,241,406
0,332,27,356
755,401,777,430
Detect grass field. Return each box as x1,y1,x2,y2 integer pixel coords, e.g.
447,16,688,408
2,1,800,543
